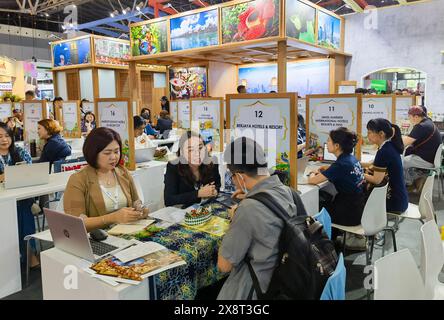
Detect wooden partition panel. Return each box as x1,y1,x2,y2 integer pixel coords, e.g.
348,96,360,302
66,70,80,100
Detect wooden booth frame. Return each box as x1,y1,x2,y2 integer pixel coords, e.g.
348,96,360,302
95,98,136,171
190,97,225,152
60,100,82,139
306,94,362,160
226,92,298,188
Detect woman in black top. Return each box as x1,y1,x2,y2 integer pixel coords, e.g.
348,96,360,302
164,131,221,208
156,110,173,134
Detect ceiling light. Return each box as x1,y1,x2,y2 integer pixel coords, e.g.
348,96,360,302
69,23,73,27
110,10,119,17
110,12,115,17
44,12,49,17
61,25,66,30
122,7,130,14
72,4,76,8
136,1,144,11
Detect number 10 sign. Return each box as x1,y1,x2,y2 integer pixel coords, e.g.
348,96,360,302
96,98,135,171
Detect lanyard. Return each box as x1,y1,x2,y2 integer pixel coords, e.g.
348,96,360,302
0,154,10,167
99,171,120,210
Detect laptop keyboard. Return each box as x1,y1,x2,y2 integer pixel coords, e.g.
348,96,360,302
89,239,118,257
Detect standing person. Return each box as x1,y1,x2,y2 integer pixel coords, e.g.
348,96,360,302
297,114,306,158
156,110,173,135
160,96,170,113
0,122,35,263
81,111,96,136
25,90,36,100
164,131,220,208
64,127,148,232
141,108,159,137
217,137,302,299
308,127,366,227
37,119,71,171
402,106,441,187
364,119,408,214
237,85,247,94
6,116,23,141
52,96,63,121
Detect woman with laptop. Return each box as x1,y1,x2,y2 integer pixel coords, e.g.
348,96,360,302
364,118,408,214
0,122,37,264
307,127,366,227
64,128,149,232
37,119,72,171
164,131,221,208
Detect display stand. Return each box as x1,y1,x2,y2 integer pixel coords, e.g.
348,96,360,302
226,93,298,188
96,98,135,171
22,100,48,142
306,94,362,160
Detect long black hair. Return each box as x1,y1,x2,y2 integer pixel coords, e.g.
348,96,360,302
176,131,214,187
329,127,358,154
367,118,404,154
0,122,23,164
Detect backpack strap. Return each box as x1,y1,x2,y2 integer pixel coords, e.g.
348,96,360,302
244,189,308,300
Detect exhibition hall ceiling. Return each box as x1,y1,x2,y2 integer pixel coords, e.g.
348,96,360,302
0,0,430,36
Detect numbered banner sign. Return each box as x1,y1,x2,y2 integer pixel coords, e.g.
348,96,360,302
307,94,362,160
177,100,190,130
0,103,12,121
23,100,48,142
96,98,135,171
227,93,298,188
190,98,224,152
361,95,395,153
61,101,81,138
82,101,95,113
395,96,415,135
297,98,306,120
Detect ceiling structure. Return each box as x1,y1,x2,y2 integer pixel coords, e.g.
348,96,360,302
0,0,430,38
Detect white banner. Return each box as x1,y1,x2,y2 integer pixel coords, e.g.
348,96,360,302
62,102,79,132
177,101,190,129
23,102,43,141
0,103,12,120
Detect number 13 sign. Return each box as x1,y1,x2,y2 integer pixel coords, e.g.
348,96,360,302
96,98,135,171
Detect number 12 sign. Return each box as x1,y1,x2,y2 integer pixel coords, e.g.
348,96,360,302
96,98,135,171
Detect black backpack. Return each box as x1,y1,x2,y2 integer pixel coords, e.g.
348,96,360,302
246,189,338,300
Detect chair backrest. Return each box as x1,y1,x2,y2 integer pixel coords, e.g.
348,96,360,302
420,220,444,299
314,207,332,240
419,172,435,220
320,253,346,300
361,184,388,236
374,249,426,300
56,193,64,212
433,144,443,169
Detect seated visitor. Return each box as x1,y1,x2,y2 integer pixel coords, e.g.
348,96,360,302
37,119,72,171
81,111,96,135
217,137,304,299
164,131,220,208
364,118,408,214
308,127,366,226
64,127,148,232
402,105,441,186
156,110,173,135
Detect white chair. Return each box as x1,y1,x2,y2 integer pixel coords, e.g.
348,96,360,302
332,184,397,266
413,144,443,200
374,249,426,300
420,220,444,299
388,172,435,224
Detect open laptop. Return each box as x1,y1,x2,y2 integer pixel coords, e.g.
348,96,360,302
4,162,50,189
135,147,156,163
297,156,310,184
44,208,134,262
322,143,355,163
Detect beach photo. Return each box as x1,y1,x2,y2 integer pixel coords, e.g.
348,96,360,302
170,9,219,51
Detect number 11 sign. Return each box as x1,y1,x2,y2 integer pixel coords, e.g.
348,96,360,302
96,98,135,171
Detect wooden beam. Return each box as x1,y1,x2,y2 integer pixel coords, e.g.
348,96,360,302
128,61,140,105
277,40,287,93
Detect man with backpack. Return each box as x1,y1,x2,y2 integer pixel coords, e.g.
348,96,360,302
217,137,337,300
